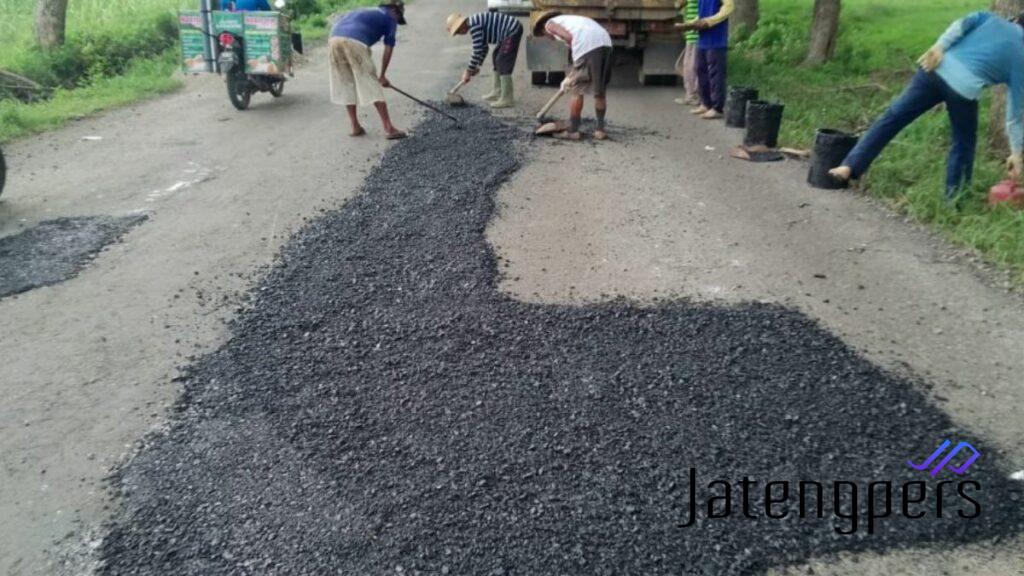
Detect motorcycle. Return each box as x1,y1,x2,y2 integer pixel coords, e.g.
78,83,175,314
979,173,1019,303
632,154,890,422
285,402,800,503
217,30,288,110
215,0,302,111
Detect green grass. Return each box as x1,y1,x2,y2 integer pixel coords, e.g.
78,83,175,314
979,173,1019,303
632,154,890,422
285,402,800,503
0,52,182,141
731,0,1024,282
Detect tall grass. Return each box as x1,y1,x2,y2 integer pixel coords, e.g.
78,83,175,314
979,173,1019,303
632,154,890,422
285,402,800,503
732,0,1024,282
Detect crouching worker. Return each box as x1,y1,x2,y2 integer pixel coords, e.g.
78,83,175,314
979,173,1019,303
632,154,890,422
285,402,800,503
329,0,407,140
831,11,1024,200
446,11,524,109
534,12,613,141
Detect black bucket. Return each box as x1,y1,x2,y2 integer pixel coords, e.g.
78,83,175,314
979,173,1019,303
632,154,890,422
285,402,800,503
724,86,758,128
743,101,785,148
808,129,859,189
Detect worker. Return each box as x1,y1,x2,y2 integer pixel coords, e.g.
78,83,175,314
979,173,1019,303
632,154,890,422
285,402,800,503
681,0,733,119
229,0,271,11
328,0,407,140
830,11,1024,200
446,12,524,109
673,0,700,106
533,12,613,141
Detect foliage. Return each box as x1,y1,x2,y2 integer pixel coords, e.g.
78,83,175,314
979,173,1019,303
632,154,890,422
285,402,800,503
732,0,1024,282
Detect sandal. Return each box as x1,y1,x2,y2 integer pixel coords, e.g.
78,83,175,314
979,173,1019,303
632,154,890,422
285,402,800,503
385,130,407,140
593,129,608,141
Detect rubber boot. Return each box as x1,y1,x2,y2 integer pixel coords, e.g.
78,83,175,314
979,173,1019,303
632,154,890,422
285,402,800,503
490,75,514,109
481,75,501,102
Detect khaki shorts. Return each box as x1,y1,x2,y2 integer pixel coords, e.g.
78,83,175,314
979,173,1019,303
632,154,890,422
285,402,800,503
569,46,613,98
329,37,385,107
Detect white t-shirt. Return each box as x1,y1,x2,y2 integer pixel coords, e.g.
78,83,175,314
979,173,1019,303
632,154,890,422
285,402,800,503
549,15,612,62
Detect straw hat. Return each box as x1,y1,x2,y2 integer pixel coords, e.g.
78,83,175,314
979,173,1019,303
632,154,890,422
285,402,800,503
446,13,468,36
531,10,560,37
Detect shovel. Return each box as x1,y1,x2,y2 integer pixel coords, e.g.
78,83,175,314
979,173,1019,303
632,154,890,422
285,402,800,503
534,85,569,136
389,83,460,124
444,78,469,107
536,85,567,122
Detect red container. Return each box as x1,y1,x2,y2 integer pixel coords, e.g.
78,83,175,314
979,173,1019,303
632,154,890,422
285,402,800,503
988,180,1024,208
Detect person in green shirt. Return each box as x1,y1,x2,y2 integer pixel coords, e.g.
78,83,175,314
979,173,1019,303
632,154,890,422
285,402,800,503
673,0,700,105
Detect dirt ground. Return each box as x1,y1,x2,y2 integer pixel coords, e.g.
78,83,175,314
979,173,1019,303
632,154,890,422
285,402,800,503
1,0,1022,573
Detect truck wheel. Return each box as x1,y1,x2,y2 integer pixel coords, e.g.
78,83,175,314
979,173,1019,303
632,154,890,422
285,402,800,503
547,71,565,86
639,72,677,87
531,72,547,86
227,72,252,110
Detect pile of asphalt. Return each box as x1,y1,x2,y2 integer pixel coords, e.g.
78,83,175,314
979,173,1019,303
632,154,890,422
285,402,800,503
0,215,145,299
100,107,1023,575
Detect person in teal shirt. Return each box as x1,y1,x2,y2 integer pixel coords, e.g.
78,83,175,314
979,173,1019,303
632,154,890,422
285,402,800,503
831,11,1024,200
673,0,700,105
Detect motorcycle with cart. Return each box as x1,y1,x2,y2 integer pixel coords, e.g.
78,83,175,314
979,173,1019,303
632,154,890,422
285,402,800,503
178,0,303,110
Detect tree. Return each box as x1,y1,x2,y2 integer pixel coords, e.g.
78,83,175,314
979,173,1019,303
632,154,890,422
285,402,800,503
732,0,760,39
805,0,841,66
35,0,70,49
989,0,1024,155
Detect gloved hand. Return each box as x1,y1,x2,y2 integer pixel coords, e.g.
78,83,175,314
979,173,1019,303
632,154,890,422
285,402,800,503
1008,153,1023,181
917,44,944,73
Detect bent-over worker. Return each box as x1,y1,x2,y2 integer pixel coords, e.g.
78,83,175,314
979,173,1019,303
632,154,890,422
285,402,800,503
328,0,407,140
534,12,613,141
831,11,1024,200
446,12,524,109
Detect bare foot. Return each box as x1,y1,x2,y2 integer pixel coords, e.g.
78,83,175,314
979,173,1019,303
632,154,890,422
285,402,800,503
829,166,853,181
350,127,367,137
593,129,608,141
385,129,407,140
552,131,583,141
700,109,723,120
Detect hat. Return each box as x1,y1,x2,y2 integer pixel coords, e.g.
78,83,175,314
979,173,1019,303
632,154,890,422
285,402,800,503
446,13,468,36
380,0,406,25
532,10,560,37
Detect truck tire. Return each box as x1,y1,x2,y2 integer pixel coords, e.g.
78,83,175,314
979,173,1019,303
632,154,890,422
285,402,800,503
531,72,547,86
547,71,565,86
0,146,6,199
639,71,677,86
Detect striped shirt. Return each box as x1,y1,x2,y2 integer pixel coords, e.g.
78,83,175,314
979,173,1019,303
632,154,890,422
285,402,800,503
467,12,523,71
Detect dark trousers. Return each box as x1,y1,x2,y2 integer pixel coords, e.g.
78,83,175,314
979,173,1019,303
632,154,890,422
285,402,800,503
493,28,523,75
695,47,727,112
843,70,978,199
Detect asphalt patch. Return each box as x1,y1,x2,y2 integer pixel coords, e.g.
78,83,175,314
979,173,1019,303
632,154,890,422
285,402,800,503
0,215,146,299
99,107,1024,575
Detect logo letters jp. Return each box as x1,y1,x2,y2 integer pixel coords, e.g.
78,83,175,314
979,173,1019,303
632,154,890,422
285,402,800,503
907,440,981,477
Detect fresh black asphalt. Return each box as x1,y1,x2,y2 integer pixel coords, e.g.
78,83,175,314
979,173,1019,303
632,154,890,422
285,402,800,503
99,107,1023,575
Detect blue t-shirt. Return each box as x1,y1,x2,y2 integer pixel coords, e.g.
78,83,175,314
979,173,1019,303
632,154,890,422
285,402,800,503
698,0,729,50
232,0,270,11
331,8,398,47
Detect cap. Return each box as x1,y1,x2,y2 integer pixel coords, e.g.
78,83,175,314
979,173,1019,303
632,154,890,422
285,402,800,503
380,0,406,25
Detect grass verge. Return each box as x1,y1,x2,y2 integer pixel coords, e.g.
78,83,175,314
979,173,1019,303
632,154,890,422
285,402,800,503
731,0,1024,283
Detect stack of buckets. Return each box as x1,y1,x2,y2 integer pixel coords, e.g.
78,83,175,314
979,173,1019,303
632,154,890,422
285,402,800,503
724,86,859,190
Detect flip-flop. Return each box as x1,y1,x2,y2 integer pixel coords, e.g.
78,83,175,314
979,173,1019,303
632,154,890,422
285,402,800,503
350,127,367,137
385,131,407,140
552,131,583,141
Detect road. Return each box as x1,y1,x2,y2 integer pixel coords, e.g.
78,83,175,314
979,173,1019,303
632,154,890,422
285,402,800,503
1,0,1022,573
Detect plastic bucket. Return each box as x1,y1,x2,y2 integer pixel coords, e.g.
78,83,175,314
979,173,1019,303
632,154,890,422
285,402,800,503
808,129,859,189
743,101,785,148
724,86,758,128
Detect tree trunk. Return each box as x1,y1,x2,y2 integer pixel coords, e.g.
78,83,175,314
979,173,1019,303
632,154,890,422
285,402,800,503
732,0,759,39
804,0,841,66
989,0,1024,156
35,0,70,50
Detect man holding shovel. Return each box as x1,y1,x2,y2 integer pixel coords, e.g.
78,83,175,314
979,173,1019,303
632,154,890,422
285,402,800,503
446,12,524,109
533,12,613,141
328,0,407,140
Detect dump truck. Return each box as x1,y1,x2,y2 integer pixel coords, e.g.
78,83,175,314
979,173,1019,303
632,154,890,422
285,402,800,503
527,0,682,86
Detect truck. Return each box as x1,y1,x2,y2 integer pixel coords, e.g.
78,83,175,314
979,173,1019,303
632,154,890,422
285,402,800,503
527,0,683,86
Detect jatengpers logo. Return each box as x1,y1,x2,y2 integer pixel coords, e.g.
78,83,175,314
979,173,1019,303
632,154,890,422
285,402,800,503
907,439,981,477
676,440,983,535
